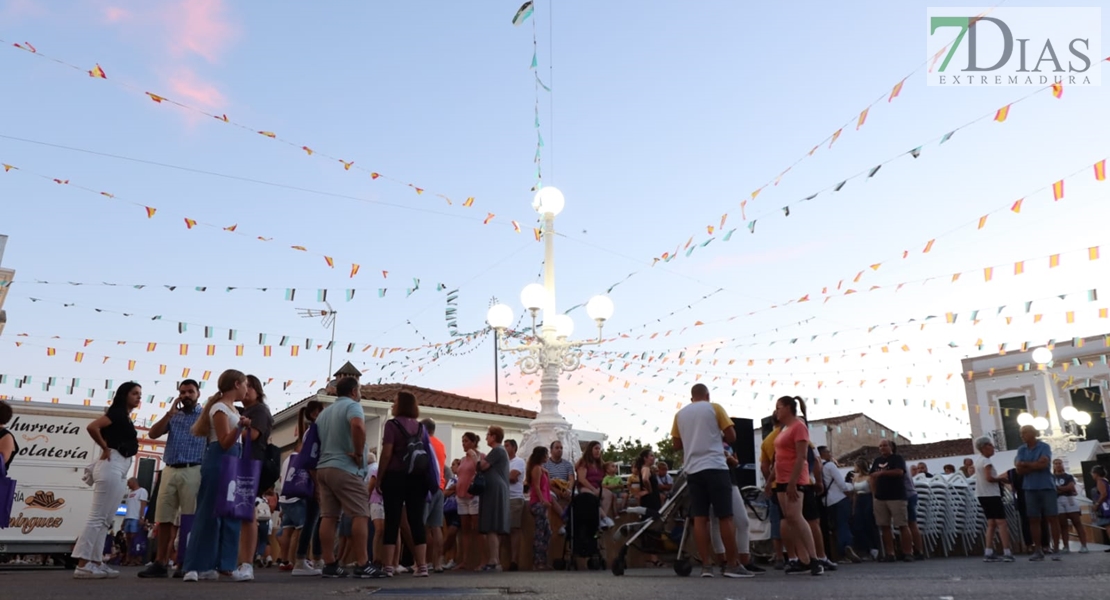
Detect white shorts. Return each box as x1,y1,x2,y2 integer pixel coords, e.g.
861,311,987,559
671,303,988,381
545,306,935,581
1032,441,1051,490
1057,495,1081,514
370,503,385,522
457,496,480,516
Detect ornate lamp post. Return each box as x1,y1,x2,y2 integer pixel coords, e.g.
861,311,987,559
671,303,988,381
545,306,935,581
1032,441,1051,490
1017,347,1092,456
486,187,615,462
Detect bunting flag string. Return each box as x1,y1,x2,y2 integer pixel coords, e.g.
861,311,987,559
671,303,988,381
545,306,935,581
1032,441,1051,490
7,294,495,355
654,80,1092,265
0,37,518,222
0,278,453,300
0,161,408,278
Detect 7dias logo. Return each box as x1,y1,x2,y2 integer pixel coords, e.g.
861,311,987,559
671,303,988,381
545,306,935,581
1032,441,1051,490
927,7,1101,87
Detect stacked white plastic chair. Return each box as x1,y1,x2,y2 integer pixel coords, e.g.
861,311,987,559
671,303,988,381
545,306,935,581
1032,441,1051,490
913,473,940,557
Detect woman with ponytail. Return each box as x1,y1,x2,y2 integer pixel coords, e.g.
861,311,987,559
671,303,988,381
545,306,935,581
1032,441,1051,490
183,369,250,582
772,395,823,576
291,400,324,576
72,382,142,579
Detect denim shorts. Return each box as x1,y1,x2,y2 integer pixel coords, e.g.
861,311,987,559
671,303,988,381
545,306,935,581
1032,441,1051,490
123,518,142,534
280,499,307,530
1024,489,1058,518
907,494,919,523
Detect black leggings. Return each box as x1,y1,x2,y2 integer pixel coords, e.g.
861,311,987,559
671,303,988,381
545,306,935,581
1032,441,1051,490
381,471,428,546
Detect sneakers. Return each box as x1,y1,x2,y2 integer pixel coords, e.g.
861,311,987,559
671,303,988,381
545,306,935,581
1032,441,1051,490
1029,551,1045,562
279,562,294,572
230,563,254,582
743,562,766,574
138,562,169,578
819,558,838,571
984,554,1001,562
413,565,430,578
843,546,863,564
1002,554,1015,562
321,562,347,578
353,562,388,579
810,561,825,577
480,563,502,572
1079,546,1089,554
1050,554,1061,562
700,566,714,578
722,564,755,579
600,516,615,530
442,560,458,571
784,560,808,575
182,570,218,582
74,565,107,579
396,565,411,574
292,559,322,577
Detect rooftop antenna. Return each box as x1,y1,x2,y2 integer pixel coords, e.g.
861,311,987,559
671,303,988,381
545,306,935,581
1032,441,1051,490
297,300,337,380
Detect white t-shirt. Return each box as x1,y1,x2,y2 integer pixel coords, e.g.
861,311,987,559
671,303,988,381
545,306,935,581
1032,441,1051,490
671,401,732,474
208,402,239,442
974,455,1001,498
124,487,148,520
509,456,527,500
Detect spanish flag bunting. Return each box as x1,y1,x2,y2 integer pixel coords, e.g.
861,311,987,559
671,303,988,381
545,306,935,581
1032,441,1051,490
324,256,335,268
184,218,197,229
1011,198,1023,213
206,345,216,356
350,264,360,278
808,145,818,156
75,351,84,362
483,213,495,225
889,79,905,101
88,64,106,79
215,114,228,122
983,267,993,282
853,271,863,283
235,345,244,356
1014,261,1025,275
83,399,91,406
291,345,300,357
977,215,988,230
370,172,380,180
951,273,960,282
1090,247,1101,260
146,92,165,103
259,131,276,138
179,344,188,355
1067,311,1075,324
829,128,843,148
302,146,313,155
340,160,354,170
870,263,881,271
1101,308,1109,319
203,370,212,381
291,245,307,251
82,338,93,347
145,207,157,218
182,368,191,378
707,225,714,235
533,228,542,241
857,108,869,130
263,346,272,357
512,220,521,233
127,360,136,371
46,347,55,356
1049,254,1060,268
923,239,935,253
159,364,167,374
1052,82,1063,98
1096,160,1107,181
414,187,424,195
994,105,1011,122
2,164,14,172
463,197,474,207
1052,179,1064,201
382,270,388,279
720,213,728,229
223,224,237,232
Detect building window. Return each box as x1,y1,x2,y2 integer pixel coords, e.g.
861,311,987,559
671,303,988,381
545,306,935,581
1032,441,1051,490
998,395,1028,451
1069,386,1109,443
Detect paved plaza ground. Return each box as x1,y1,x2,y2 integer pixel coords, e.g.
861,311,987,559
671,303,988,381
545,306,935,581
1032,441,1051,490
2,553,1108,600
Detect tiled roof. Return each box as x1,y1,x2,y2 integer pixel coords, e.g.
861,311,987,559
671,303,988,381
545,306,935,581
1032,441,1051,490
810,413,866,426
359,383,538,420
837,438,974,464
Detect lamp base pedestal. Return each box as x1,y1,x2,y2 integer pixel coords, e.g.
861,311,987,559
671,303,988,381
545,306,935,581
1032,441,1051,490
520,422,582,465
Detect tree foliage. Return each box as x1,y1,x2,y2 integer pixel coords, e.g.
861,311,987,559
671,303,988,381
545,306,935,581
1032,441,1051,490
603,436,682,469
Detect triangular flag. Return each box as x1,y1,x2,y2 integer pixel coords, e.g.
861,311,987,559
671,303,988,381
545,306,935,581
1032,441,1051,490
923,239,935,253
857,108,869,130
1052,82,1063,99
350,264,360,278
909,146,922,158
977,215,988,230
940,131,955,144
829,128,843,148
889,79,905,102
1011,198,1023,213
1053,180,1065,201
88,64,107,79
145,207,157,218
994,105,1011,122
184,218,197,229
1094,159,1106,181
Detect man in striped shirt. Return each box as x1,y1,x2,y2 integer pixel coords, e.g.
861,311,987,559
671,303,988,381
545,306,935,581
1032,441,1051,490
544,441,575,535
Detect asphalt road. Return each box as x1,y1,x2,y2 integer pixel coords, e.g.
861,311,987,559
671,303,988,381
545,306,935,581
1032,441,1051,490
2,554,1108,599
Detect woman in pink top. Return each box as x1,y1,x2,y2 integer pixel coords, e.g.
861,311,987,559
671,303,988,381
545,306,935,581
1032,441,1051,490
575,441,615,529
773,396,821,576
453,432,485,570
526,446,551,570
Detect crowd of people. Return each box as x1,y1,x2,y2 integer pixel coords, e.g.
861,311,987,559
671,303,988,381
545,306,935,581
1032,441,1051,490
2,379,1108,583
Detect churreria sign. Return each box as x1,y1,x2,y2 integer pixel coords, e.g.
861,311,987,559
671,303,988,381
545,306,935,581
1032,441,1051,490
927,8,1101,87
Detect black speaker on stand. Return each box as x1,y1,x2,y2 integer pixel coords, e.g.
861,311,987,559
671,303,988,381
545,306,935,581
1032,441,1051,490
731,418,756,488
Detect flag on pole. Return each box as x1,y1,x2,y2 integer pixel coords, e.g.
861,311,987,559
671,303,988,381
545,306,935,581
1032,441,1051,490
512,1,534,26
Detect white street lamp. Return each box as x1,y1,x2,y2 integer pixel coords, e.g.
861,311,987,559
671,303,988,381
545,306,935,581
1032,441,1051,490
1017,412,1035,427
1060,405,1079,422
486,186,615,462
1032,347,1053,365
1032,416,1049,432
1027,345,1091,455
1075,412,1092,426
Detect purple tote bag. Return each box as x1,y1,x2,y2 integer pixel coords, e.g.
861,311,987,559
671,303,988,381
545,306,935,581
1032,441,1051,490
281,452,315,499
290,423,320,470
0,458,15,529
215,432,261,520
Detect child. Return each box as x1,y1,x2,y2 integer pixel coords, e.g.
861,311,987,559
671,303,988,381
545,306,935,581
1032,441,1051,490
601,462,625,516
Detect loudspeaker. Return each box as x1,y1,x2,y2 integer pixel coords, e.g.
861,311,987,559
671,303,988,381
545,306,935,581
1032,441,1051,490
731,418,756,488
137,457,156,494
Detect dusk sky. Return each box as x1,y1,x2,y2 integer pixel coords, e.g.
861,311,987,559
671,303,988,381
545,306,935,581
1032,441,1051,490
2,1,1108,446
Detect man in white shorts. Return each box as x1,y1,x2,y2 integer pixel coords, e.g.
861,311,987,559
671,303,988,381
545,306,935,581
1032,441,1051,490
1052,458,1089,553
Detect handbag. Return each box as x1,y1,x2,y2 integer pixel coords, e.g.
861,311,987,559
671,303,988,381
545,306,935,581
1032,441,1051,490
468,471,487,497
215,432,262,520
0,457,16,529
281,453,315,499
259,442,282,494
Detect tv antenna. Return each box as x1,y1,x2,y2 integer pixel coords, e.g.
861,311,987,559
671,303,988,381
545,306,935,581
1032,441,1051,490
297,300,338,380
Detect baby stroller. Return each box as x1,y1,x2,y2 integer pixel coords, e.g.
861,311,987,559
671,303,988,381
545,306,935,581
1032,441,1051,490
611,473,696,576
554,486,607,571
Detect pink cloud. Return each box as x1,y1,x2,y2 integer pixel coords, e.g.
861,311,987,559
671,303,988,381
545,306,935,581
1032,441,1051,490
162,0,237,63
0,0,47,20
101,5,131,23
167,67,226,109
